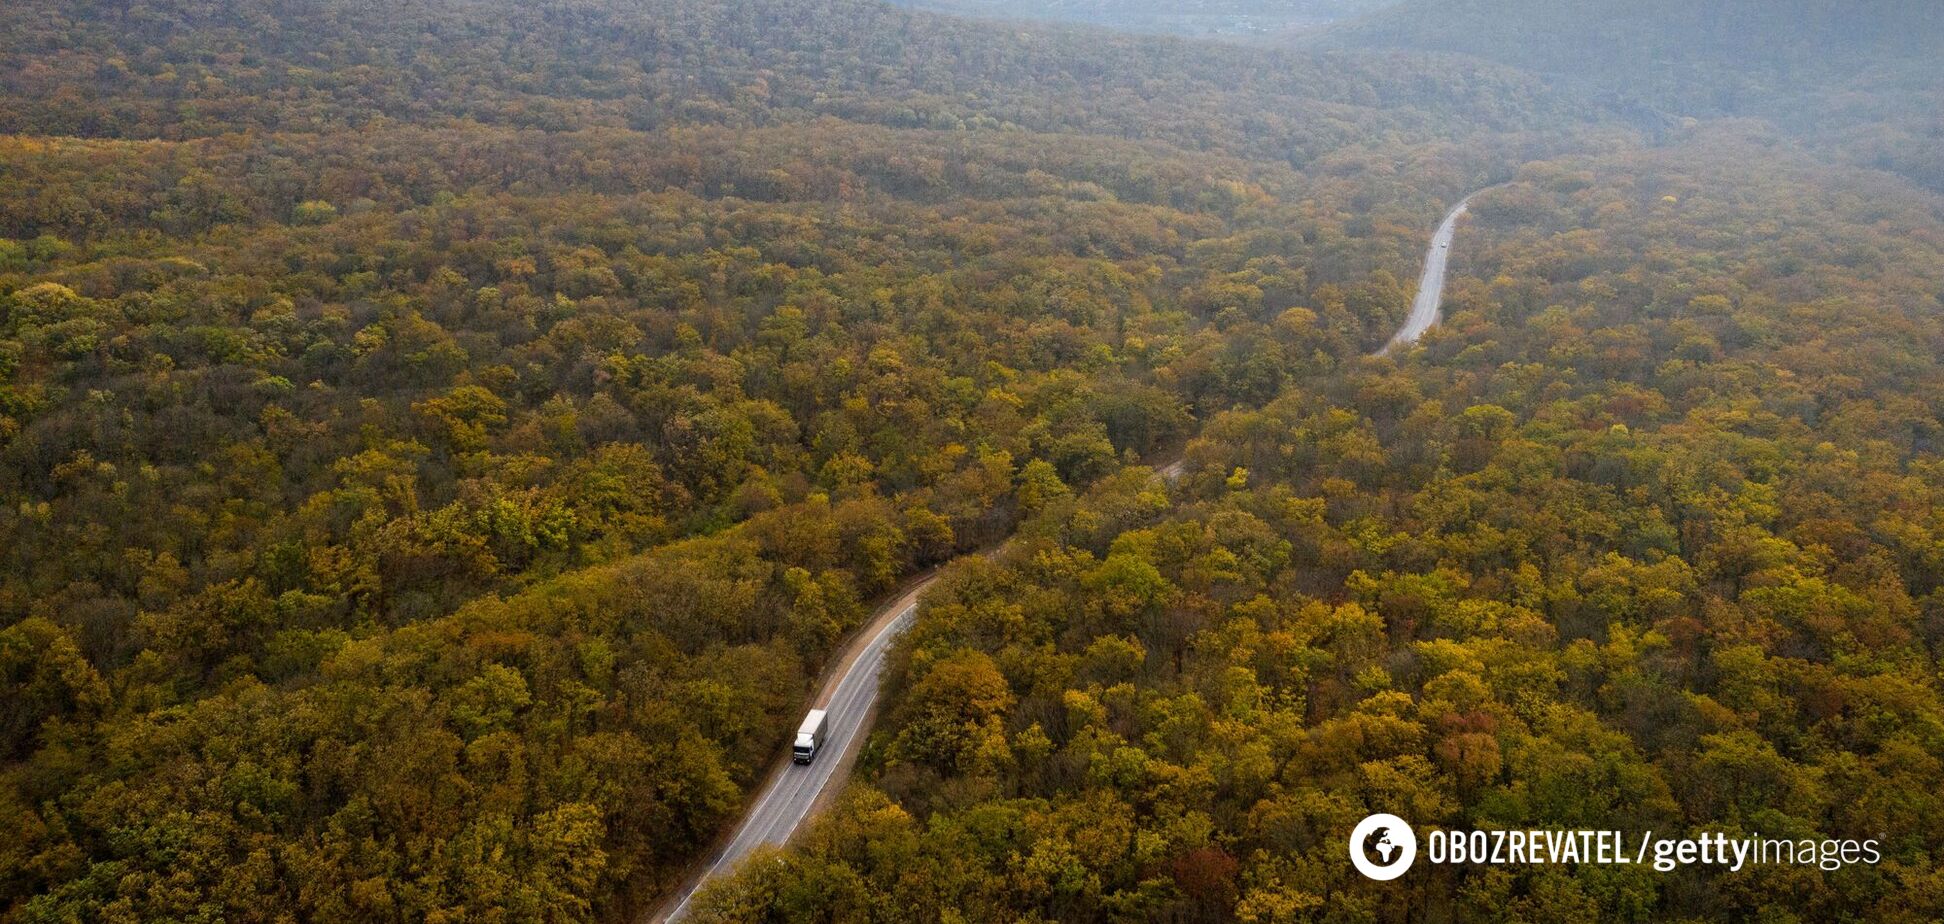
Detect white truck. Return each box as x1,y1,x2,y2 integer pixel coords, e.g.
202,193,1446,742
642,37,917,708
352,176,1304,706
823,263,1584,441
793,709,827,764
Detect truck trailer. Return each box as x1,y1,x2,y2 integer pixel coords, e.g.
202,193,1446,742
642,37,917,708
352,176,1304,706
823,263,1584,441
793,709,827,764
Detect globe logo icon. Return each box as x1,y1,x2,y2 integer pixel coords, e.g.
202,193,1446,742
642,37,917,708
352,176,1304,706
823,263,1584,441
1349,813,1417,880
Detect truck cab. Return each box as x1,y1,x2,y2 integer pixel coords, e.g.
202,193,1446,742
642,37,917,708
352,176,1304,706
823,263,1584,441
793,709,827,764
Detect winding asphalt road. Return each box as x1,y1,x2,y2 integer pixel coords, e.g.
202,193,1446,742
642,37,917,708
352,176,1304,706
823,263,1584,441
654,461,1183,923
1379,193,1475,355
655,189,1480,921
654,574,931,923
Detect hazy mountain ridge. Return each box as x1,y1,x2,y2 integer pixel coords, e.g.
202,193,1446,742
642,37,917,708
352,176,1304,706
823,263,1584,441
884,0,1398,38
1314,0,1944,189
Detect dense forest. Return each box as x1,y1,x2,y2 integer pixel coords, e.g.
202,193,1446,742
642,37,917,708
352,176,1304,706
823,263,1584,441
0,0,1579,920
686,3,1944,924
3,0,1940,922
692,125,1944,923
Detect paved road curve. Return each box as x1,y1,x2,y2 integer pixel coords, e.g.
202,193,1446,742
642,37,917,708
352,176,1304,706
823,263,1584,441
654,459,1187,923
654,575,934,923
1379,193,1475,355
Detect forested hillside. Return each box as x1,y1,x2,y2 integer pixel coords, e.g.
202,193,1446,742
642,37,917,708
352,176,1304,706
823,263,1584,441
692,126,1944,924
0,0,1580,161
679,2,1944,923
5,0,1940,922
0,0,1597,920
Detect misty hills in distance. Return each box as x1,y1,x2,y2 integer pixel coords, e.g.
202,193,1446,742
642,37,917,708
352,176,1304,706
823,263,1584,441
1311,0,1944,190
886,0,1398,39
882,0,1944,192
1315,0,1944,100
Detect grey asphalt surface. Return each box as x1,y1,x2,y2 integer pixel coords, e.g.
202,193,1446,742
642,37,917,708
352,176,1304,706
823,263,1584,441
1379,194,1475,355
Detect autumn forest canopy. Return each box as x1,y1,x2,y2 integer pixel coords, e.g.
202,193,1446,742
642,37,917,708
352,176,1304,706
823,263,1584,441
0,0,1940,921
